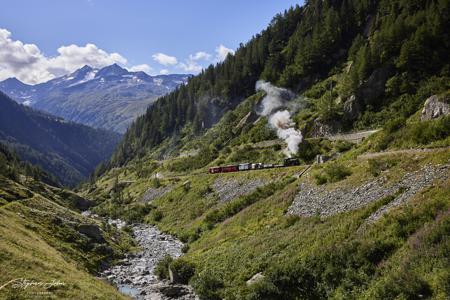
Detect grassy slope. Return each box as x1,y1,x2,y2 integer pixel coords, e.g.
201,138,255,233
87,136,449,299
184,150,449,299
0,175,132,299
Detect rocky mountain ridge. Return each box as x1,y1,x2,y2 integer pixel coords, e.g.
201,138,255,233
0,64,191,133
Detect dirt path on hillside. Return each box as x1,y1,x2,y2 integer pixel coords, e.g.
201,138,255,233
357,147,450,160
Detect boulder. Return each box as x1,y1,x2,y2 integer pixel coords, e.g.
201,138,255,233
158,284,189,297
343,95,361,121
421,95,450,121
169,265,181,284
246,272,266,286
309,119,340,138
78,224,105,243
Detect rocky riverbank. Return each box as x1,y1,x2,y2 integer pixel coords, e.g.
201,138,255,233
102,224,198,300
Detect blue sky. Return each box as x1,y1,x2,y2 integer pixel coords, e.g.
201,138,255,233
0,0,302,84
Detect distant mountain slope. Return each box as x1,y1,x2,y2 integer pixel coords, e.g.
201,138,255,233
0,92,121,186
0,64,190,133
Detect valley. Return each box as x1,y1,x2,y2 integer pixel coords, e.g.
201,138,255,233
1,0,449,299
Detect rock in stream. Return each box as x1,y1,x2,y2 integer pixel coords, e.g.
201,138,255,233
102,224,198,300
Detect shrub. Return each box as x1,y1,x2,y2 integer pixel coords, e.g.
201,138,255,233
181,244,190,253
367,158,398,177
325,163,352,182
246,278,280,300
151,210,163,222
151,177,161,188
154,255,173,279
404,116,450,145
296,139,322,162
191,270,224,300
313,172,328,185
169,259,195,284
385,117,406,133
283,215,300,228
334,140,353,153
314,162,352,184
168,147,217,172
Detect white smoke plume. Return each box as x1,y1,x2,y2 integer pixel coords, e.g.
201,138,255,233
256,80,303,157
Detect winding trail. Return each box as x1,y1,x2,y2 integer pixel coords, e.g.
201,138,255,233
103,224,197,300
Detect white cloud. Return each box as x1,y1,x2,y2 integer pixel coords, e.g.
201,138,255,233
0,28,128,84
159,69,169,75
215,44,234,62
189,51,211,61
176,50,213,74
128,64,153,74
178,60,203,73
152,52,178,66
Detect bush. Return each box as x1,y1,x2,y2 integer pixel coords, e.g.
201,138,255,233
151,210,163,222
313,173,328,185
154,255,173,279
325,163,352,182
151,177,161,188
314,162,352,184
168,147,217,172
181,244,190,253
334,140,353,153
122,203,154,223
191,270,224,300
367,158,398,177
385,117,406,133
246,278,280,300
169,259,196,284
296,139,322,162
405,116,450,145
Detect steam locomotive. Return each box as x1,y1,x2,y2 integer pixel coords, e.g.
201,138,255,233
208,158,300,174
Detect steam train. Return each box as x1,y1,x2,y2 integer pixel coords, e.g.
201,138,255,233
208,158,300,174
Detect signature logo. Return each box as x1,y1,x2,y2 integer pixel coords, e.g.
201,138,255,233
0,278,66,291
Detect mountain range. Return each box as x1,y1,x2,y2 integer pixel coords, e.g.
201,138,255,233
0,91,121,186
0,64,190,133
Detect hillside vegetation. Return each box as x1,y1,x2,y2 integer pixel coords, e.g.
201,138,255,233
84,0,450,299
0,146,133,299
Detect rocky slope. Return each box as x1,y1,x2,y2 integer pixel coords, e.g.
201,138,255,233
287,164,450,217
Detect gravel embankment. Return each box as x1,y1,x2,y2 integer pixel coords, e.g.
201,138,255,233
212,178,268,203
141,185,174,203
287,164,449,218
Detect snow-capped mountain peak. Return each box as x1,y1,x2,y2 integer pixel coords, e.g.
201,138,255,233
0,65,192,133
